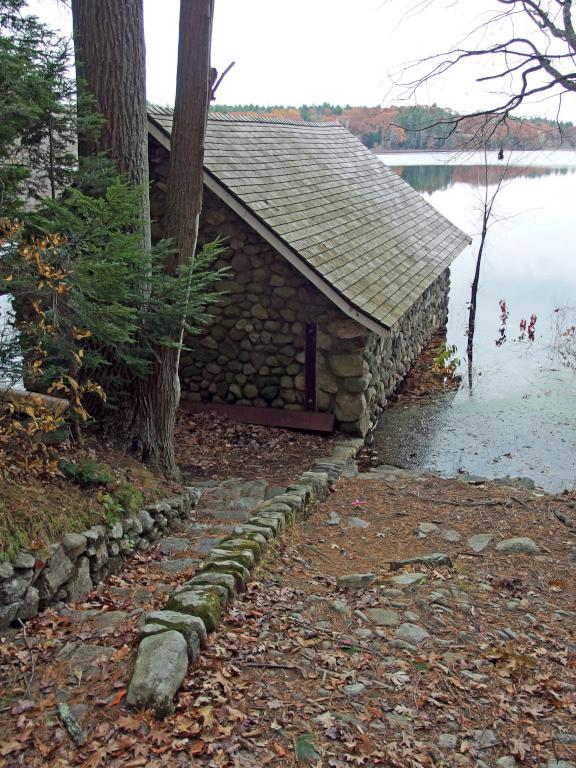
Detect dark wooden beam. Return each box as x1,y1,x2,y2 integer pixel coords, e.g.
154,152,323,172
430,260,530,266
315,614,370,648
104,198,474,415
304,322,317,412
180,402,334,433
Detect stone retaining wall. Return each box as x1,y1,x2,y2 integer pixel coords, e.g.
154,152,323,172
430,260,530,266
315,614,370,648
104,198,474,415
126,438,364,715
0,490,199,630
149,138,450,436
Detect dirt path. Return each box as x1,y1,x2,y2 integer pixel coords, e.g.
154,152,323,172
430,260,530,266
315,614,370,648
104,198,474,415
1,466,575,767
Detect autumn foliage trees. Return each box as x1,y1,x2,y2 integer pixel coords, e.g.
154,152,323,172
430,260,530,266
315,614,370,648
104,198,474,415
211,102,575,151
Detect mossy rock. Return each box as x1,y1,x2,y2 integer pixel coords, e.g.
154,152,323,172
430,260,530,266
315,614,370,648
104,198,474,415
248,516,280,534
217,537,262,562
183,572,237,599
207,548,255,569
233,524,273,541
176,582,229,606
165,591,221,633
145,609,208,649
201,560,249,592
233,531,268,550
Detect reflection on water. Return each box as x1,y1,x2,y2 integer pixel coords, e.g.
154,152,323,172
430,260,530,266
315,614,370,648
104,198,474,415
372,151,576,492
394,163,574,195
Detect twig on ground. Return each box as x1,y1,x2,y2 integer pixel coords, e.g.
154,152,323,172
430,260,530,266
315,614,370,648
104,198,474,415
382,482,511,508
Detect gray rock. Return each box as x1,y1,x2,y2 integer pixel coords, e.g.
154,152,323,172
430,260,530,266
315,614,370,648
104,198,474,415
159,537,191,555
66,557,93,603
471,729,498,749
138,509,155,533
0,573,30,603
417,522,439,536
146,609,207,648
495,757,516,767
159,558,199,575
393,552,452,568
468,533,493,553
166,590,221,632
0,601,21,629
390,572,426,587
343,682,366,695
17,586,40,621
331,599,349,614
36,544,74,600
365,608,400,627
141,622,169,640
547,761,576,768
394,623,430,644
62,533,88,559
496,537,540,555
91,610,128,629
337,573,376,589
461,670,489,683
438,733,458,749
57,642,114,670
183,572,237,599
349,517,370,529
233,524,273,540
13,552,36,570
325,512,341,526
0,561,14,580
126,631,189,716
354,627,374,640
108,523,123,540
441,528,461,543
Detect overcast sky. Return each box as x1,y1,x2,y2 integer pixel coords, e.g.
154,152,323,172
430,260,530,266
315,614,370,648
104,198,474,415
28,0,576,122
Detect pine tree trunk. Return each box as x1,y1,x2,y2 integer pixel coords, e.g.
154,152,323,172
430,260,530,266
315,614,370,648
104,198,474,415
130,0,214,477
71,0,151,254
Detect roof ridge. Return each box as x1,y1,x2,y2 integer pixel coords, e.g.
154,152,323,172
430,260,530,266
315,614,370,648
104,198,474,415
147,104,341,128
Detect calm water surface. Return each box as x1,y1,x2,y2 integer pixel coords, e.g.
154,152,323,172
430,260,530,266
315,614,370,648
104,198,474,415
374,150,576,492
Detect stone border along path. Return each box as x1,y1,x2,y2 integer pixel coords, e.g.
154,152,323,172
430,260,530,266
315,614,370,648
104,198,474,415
126,437,364,715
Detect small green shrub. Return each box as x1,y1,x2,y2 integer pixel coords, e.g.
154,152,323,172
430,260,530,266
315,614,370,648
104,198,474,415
99,492,123,525
113,481,144,515
59,458,113,487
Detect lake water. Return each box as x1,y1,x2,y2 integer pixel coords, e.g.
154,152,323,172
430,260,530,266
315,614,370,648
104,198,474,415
373,150,576,492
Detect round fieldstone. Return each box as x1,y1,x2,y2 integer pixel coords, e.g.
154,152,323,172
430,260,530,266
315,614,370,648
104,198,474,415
394,623,430,644
495,537,540,555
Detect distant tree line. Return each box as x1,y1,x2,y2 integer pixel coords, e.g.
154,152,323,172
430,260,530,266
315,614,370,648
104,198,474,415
210,103,575,151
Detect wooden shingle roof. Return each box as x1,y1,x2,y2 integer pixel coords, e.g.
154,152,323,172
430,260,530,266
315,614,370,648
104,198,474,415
148,106,470,331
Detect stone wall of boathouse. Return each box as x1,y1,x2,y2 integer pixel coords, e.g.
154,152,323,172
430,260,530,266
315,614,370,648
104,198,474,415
149,137,450,436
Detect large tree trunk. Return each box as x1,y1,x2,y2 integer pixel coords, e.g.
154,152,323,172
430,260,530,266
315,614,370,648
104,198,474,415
71,0,151,254
130,0,214,476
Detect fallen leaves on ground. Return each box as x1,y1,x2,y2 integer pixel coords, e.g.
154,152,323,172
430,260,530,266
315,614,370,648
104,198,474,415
1,473,575,766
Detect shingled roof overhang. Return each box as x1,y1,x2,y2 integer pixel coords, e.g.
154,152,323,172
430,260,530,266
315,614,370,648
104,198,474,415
148,107,471,335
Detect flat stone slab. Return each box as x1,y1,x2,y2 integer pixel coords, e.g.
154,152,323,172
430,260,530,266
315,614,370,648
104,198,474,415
159,558,199,575
394,623,430,644
57,642,114,670
349,517,370,529
390,572,427,587
365,608,400,627
441,528,461,543
468,533,493,553
392,553,452,568
495,537,541,555
158,537,192,555
90,610,129,629
416,522,439,536
325,512,341,526
188,537,220,555
337,573,376,589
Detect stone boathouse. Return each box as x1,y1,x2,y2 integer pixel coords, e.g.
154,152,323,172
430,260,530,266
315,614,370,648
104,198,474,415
147,107,470,436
